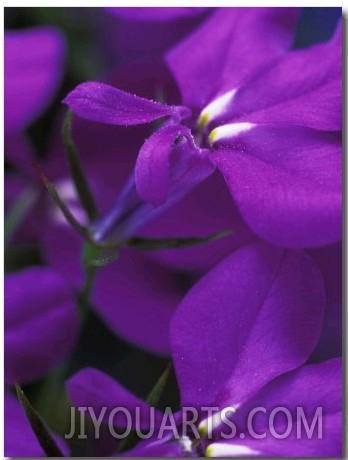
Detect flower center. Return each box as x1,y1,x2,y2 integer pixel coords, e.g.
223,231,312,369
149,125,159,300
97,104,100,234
198,89,238,131
193,89,256,148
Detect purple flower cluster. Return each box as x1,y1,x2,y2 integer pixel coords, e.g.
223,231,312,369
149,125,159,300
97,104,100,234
4,7,342,458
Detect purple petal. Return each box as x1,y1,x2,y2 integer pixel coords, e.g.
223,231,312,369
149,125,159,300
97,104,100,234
135,125,196,205
67,367,164,429
237,78,341,132
242,412,342,457
211,125,341,248
309,243,342,361
139,170,257,272
92,249,182,355
5,27,65,133
102,10,211,65
5,133,37,173
106,7,209,21
5,390,69,457
94,141,215,243
5,391,45,457
170,243,325,408
166,8,299,109
228,359,342,459
5,266,79,383
212,411,341,458
42,223,180,355
228,22,342,131
234,358,341,432
63,82,190,126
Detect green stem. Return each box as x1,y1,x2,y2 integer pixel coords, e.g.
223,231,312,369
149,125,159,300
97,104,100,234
62,109,98,222
33,162,94,243
78,265,97,322
125,230,235,251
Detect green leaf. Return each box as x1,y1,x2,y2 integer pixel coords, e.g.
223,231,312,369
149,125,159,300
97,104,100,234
15,383,64,457
62,109,98,222
4,186,38,247
145,362,172,408
125,229,235,251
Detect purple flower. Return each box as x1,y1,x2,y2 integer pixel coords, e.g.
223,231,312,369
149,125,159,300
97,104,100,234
5,266,79,384
66,242,341,456
38,58,255,353
64,8,342,249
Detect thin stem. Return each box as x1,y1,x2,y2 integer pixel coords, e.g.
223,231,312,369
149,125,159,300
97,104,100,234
124,230,235,251
78,265,97,321
33,162,94,243
62,109,98,222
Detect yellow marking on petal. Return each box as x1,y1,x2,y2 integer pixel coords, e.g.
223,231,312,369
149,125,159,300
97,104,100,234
199,405,238,437
198,112,210,130
198,422,208,438
198,89,237,131
208,128,218,144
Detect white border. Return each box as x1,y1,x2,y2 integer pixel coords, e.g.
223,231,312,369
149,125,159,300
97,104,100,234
1,1,347,7
1,4,345,459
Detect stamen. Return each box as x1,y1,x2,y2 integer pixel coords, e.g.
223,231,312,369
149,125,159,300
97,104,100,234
179,435,193,454
209,122,256,144
206,443,259,457
198,89,237,130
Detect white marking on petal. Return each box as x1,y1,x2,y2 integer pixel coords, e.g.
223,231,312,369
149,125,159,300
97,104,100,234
198,89,237,130
209,122,256,144
55,177,78,201
50,204,87,227
198,405,239,437
206,443,259,457
48,177,88,226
